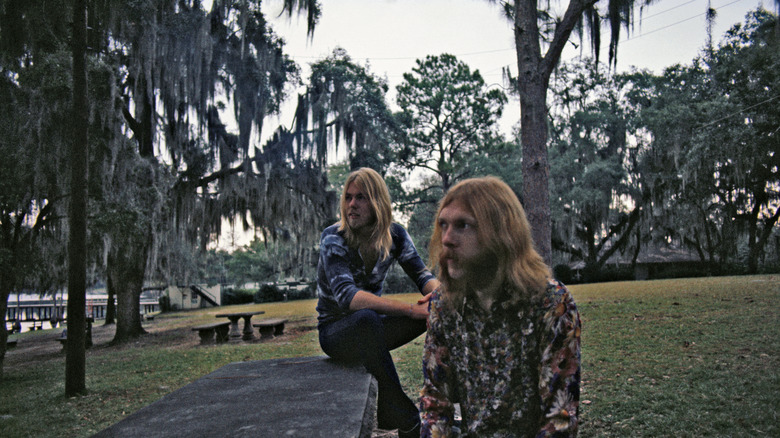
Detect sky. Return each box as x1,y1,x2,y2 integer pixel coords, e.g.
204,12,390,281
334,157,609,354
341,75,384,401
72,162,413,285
259,0,771,137
220,0,772,248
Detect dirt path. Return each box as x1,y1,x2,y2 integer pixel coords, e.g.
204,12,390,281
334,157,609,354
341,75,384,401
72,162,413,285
4,322,115,370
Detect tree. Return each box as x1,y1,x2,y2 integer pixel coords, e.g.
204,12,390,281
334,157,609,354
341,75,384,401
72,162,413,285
635,62,731,268
501,0,661,264
226,239,282,286
0,0,331,376
65,0,89,396
708,9,779,272
0,1,79,380
404,137,524,258
639,9,779,272
548,58,643,276
294,48,399,171
394,53,507,197
94,0,328,344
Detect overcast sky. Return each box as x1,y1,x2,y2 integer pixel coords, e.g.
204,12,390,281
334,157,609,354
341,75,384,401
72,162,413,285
259,0,770,137
220,0,770,248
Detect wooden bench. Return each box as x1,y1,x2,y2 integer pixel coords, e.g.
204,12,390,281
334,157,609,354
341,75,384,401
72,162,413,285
192,321,231,345
252,318,288,339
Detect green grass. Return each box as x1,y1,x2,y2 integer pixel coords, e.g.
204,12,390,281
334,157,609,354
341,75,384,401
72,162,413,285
1,275,778,437
574,276,779,437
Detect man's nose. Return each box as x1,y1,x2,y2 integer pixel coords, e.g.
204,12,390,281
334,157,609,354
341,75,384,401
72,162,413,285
441,227,456,246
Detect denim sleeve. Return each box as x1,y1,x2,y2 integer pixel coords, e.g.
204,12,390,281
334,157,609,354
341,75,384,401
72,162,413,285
394,224,436,292
320,233,361,310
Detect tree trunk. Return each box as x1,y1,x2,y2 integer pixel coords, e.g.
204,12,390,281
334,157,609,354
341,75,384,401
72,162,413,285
112,42,157,342
746,200,761,274
108,240,148,344
750,207,780,274
0,290,9,381
513,0,593,265
1,213,24,380
104,275,116,325
515,51,552,264
66,0,89,397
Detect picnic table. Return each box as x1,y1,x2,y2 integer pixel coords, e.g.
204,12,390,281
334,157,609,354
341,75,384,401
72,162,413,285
214,311,265,341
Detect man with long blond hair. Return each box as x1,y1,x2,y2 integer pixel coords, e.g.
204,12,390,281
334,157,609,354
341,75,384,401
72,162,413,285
316,167,439,437
420,176,581,437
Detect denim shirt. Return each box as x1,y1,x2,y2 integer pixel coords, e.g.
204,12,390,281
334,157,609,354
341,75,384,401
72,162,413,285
316,223,435,325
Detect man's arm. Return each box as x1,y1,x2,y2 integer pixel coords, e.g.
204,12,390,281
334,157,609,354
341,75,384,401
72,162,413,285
422,279,440,294
537,282,582,437
349,276,439,316
349,290,429,319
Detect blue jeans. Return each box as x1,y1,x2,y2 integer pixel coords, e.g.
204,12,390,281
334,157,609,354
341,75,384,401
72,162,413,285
319,309,426,431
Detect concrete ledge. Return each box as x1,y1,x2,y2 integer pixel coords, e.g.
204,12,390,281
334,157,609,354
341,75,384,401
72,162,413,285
93,356,377,438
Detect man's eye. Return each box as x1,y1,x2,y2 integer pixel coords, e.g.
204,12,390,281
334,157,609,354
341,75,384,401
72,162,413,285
456,222,473,230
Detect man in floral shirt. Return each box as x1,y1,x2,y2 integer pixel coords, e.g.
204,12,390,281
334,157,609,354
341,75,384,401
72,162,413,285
420,176,581,437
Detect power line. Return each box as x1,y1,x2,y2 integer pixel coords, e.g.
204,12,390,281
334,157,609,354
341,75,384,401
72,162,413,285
639,0,700,21
284,0,757,63
698,94,780,129
618,0,748,45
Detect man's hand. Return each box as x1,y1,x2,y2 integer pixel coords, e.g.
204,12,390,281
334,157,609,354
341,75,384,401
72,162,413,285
409,301,430,320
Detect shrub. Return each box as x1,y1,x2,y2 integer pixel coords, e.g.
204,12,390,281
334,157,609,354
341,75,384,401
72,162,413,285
383,266,418,294
286,282,317,301
222,288,255,305
254,284,284,303
584,264,634,283
654,264,711,279
553,264,574,284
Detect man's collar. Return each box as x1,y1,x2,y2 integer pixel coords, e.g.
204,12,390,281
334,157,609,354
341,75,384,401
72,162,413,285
463,285,521,314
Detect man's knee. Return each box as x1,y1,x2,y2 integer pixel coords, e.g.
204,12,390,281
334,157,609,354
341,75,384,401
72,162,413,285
351,308,383,333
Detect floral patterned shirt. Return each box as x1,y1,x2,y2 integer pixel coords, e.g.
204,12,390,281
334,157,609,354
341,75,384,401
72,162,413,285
420,280,581,437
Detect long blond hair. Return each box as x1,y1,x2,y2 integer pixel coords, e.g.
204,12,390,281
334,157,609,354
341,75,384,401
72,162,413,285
429,176,550,305
338,168,393,260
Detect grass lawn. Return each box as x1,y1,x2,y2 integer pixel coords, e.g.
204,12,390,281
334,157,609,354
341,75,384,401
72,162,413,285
1,275,778,437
